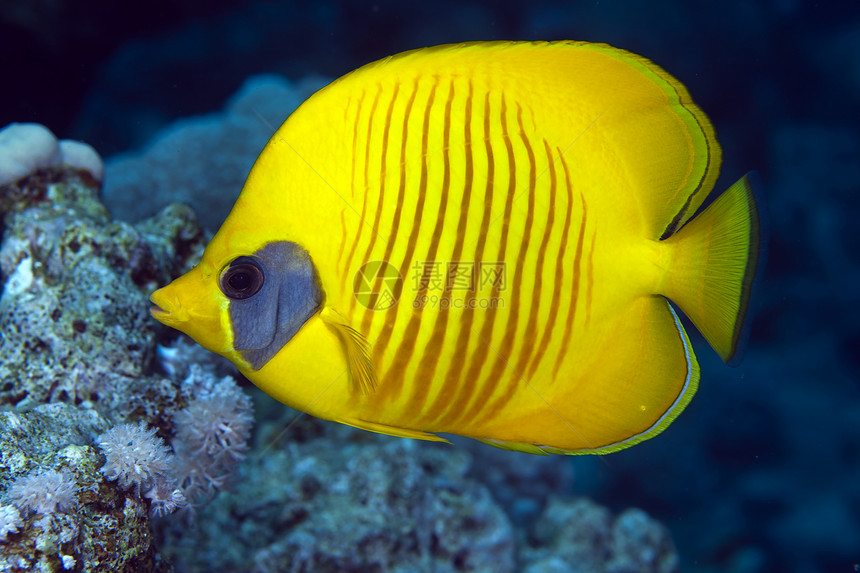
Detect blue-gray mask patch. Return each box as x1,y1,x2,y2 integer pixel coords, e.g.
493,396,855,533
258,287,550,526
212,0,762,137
220,241,323,369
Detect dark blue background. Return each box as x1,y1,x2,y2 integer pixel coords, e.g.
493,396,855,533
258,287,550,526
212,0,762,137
3,2,858,571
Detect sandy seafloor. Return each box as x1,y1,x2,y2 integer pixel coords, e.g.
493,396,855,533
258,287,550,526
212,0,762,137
1,2,858,572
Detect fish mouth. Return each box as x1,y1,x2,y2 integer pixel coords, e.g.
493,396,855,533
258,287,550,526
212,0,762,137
150,303,168,317
149,291,183,324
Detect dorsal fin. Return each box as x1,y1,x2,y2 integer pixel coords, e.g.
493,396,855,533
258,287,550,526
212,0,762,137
319,306,377,395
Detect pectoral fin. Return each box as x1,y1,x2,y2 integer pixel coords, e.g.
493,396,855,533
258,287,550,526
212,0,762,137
319,306,378,395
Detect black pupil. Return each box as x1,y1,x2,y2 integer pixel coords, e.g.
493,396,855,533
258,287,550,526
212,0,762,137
228,271,252,291
221,259,263,300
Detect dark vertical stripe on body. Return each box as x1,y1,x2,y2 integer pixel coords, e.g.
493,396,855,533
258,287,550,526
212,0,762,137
552,153,585,379
352,83,391,319
509,107,544,376
404,79,458,412
422,81,475,422
349,92,363,200
525,140,563,380
358,81,408,333
343,87,378,296
367,78,420,385
433,89,495,426
336,209,348,268
477,103,540,422
377,78,440,402
451,94,518,426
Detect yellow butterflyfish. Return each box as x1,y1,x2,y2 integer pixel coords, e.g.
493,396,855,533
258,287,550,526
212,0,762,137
151,41,762,455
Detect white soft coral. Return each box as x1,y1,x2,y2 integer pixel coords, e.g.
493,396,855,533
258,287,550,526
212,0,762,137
7,469,77,516
0,504,22,541
97,421,173,494
97,421,186,517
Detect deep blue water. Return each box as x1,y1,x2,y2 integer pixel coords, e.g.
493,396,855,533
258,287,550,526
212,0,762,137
2,1,858,571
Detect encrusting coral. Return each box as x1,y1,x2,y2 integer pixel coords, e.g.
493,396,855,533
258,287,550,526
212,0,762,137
0,123,252,570
0,404,158,572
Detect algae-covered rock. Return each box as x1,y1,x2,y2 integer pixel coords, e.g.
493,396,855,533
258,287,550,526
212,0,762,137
0,404,169,573
521,496,679,573
159,427,517,573
0,126,224,571
0,164,205,421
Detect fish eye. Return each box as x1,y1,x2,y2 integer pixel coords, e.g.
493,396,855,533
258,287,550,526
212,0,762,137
220,257,264,300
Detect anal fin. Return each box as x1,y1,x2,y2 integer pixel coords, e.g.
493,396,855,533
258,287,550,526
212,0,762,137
342,417,450,443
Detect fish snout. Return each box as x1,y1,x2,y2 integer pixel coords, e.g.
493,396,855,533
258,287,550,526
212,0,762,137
149,287,189,326
147,270,230,356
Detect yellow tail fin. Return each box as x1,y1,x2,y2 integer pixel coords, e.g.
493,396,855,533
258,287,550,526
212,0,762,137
662,174,763,363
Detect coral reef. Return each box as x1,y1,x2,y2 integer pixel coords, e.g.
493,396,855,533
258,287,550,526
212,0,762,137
168,365,255,506
0,124,254,570
158,406,679,573
0,404,165,572
160,424,518,572
521,497,678,573
0,149,204,420
462,437,576,525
